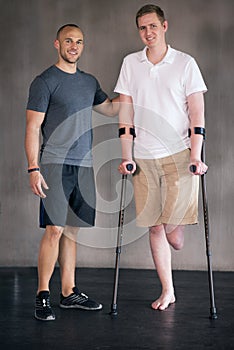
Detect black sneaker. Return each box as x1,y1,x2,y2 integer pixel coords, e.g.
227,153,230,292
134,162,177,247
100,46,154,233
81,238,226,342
60,287,102,311
35,291,55,321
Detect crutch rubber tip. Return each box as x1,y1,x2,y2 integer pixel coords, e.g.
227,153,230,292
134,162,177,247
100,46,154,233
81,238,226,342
109,309,118,316
110,304,118,316
209,310,218,320
109,310,118,316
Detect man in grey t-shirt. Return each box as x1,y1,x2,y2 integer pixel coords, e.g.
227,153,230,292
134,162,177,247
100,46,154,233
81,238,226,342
25,24,119,321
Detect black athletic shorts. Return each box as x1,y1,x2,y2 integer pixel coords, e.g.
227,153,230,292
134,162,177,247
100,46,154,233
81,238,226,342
39,164,96,228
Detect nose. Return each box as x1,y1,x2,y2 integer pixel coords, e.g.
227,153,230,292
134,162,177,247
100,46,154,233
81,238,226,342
71,42,78,49
146,26,152,36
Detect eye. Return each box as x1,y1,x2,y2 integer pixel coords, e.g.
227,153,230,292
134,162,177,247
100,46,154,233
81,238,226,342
77,40,83,45
151,24,157,29
139,26,146,31
65,39,71,44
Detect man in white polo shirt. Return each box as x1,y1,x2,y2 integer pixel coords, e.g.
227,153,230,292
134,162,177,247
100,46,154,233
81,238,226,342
115,4,208,310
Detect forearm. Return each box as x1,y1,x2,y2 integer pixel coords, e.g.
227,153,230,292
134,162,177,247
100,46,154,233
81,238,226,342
25,126,40,168
188,92,205,161
25,110,45,169
93,96,119,117
119,95,135,161
120,136,134,161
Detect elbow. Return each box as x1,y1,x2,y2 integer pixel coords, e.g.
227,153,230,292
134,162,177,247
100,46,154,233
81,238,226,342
110,110,118,118
106,107,118,118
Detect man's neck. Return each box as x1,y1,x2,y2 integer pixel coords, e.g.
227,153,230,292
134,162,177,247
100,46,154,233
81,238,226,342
55,61,77,74
146,43,168,65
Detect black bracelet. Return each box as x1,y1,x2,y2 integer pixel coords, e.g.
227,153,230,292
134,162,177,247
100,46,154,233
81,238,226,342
28,167,40,173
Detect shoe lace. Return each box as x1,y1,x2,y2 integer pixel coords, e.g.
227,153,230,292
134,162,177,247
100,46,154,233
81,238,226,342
80,292,88,300
42,297,51,308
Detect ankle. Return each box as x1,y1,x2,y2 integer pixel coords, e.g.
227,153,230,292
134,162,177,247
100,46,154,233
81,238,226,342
61,286,76,297
161,287,174,296
37,290,50,296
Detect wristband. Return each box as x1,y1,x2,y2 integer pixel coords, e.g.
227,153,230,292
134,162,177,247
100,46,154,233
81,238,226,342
28,167,40,174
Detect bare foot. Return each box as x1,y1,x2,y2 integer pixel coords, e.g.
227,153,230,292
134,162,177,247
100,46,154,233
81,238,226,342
151,293,176,311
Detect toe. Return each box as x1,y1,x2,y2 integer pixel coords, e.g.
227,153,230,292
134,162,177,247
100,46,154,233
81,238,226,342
151,300,160,310
151,294,176,311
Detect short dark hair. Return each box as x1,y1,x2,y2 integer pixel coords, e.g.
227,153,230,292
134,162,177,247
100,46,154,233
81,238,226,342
136,4,166,27
56,24,81,39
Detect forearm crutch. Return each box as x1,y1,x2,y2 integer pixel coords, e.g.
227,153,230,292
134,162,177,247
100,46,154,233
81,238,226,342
110,164,133,316
189,129,218,319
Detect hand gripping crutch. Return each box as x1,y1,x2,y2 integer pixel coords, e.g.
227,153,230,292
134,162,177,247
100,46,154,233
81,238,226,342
110,164,133,316
189,130,218,319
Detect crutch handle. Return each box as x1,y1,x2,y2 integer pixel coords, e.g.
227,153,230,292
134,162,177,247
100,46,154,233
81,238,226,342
126,163,133,171
190,165,197,173
190,164,208,175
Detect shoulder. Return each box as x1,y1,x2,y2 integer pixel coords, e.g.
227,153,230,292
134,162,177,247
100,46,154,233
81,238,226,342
30,66,56,89
77,69,100,85
37,66,57,81
78,69,97,81
123,49,143,63
170,47,194,64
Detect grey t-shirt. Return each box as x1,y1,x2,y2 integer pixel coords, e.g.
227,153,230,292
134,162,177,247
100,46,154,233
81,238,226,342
27,65,108,166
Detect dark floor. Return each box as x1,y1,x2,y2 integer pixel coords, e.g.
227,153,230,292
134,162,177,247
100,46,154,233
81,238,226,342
0,267,233,350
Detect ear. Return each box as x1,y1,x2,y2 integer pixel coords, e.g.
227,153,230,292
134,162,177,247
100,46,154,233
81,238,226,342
54,39,59,50
163,20,168,32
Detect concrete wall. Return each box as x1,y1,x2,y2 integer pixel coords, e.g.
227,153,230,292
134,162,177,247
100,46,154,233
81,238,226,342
0,0,233,270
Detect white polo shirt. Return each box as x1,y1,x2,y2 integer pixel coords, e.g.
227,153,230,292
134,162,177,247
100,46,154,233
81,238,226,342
114,45,207,159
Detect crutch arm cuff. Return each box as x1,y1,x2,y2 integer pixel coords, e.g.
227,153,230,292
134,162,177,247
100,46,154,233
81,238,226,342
119,127,136,139
188,127,206,139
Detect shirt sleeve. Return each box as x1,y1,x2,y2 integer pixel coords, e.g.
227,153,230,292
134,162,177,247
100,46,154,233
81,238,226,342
26,76,51,112
93,79,108,106
185,58,208,96
114,58,131,96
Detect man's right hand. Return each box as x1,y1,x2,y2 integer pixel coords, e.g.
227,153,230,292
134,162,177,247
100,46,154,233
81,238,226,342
118,160,136,175
29,171,49,198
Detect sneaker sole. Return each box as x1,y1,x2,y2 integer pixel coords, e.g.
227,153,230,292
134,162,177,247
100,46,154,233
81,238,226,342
34,312,55,321
59,304,102,311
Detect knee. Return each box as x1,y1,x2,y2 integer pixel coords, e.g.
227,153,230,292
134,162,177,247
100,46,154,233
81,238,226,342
45,225,63,246
64,226,79,240
149,225,164,236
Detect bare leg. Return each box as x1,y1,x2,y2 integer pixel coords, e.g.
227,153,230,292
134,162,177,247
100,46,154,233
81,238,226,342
149,225,176,310
165,225,185,251
37,225,63,293
58,226,79,296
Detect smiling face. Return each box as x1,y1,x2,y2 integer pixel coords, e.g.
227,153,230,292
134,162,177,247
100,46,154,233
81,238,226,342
54,26,84,65
137,12,168,49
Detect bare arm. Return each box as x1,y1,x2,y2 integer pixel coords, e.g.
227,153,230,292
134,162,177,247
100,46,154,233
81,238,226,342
93,96,119,117
188,92,208,175
118,94,136,174
25,110,48,197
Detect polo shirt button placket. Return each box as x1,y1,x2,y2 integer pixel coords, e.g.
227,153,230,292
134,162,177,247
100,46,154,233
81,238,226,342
150,66,159,79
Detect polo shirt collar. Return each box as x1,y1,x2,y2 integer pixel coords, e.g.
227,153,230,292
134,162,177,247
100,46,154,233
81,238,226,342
140,45,174,64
